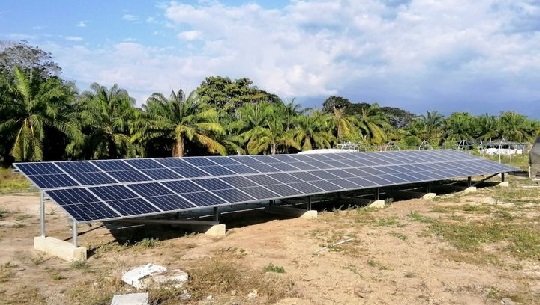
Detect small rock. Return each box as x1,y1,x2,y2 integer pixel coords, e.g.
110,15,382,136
180,290,191,300
369,200,385,209
206,295,213,300
482,197,497,205
501,297,515,305
247,289,258,299
111,292,149,305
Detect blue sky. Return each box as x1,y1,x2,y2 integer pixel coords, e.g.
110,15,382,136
1,0,540,118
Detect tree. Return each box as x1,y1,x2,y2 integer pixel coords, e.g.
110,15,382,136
0,41,61,80
444,112,475,142
330,105,358,143
0,67,77,162
497,111,532,142
79,83,139,159
355,103,392,145
409,111,445,145
322,96,351,114
293,109,334,150
144,90,226,157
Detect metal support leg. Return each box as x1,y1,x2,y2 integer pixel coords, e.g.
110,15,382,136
501,173,505,182
467,176,472,187
72,220,78,247
375,188,380,200
426,182,432,193
39,191,45,237
213,207,219,222
307,196,312,211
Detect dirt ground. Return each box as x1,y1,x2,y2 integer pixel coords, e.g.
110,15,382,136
0,182,539,305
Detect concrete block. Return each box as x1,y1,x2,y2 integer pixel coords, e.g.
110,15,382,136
499,181,509,187
111,292,149,305
34,236,87,262
300,210,318,219
204,224,226,236
422,193,437,200
369,200,386,208
464,186,477,193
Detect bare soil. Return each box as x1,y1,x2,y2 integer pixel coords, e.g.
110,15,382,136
0,186,539,305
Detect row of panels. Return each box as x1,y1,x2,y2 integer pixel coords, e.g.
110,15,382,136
16,151,503,190
45,159,516,222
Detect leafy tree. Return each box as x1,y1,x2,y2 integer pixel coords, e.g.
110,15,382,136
144,90,226,157
79,83,139,159
497,111,532,142
293,109,334,150
0,67,77,162
330,105,359,143
409,111,445,145
472,114,500,141
322,96,351,114
356,103,392,145
0,41,61,80
444,112,475,142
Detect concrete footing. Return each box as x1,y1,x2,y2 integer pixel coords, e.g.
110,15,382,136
203,224,226,236
368,200,386,208
265,206,318,219
422,193,437,200
464,186,477,193
499,181,509,187
34,236,87,262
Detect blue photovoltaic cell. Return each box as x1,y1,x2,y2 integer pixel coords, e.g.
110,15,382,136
156,158,190,168
62,202,119,222
107,170,151,182
90,185,138,201
249,163,279,173
183,157,216,167
47,188,101,205
269,162,300,171
69,172,116,186
222,164,259,174
268,154,297,162
240,186,279,200
288,182,324,194
107,198,160,216
200,165,235,176
310,170,339,180
212,188,255,203
326,169,355,179
182,191,224,206
307,160,334,169
247,174,280,186
347,176,379,188
126,158,164,169
163,180,204,194
309,180,342,192
288,171,320,182
56,161,99,173
268,173,301,184
91,160,132,171
220,176,258,188
16,162,63,175
266,184,301,197
141,168,181,180
146,194,194,211
288,161,318,170
128,182,173,197
328,179,359,190
29,174,78,189
194,178,231,191
208,157,240,165
231,156,263,164
170,166,209,178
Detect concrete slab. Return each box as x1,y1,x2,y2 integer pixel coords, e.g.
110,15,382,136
422,193,437,200
34,236,87,262
368,200,386,208
204,224,226,236
499,181,509,187
111,292,148,305
464,186,477,193
300,210,318,219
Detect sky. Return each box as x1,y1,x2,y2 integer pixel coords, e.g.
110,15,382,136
1,0,540,118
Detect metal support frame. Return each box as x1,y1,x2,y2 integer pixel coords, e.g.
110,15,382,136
472,173,498,187
467,176,472,187
426,182,432,193
39,191,46,237
501,173,505,182
374,188,380,200
72,220,78,247
213,207,219,222
307,196,312,211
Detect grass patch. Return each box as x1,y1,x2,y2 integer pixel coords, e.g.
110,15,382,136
388,231,408,241
70,261,90,270
375,216,400,227
367,258,391,271
0,168,32,194
263,263,286,274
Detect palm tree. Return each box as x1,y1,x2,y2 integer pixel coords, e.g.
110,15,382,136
0,67,77,161
498,111,532,142
444,112,475,142
409,111,444,145
293,109,335,150
472,114,500,141
79,83,138,159
356,103,392,145
331,105,358,144
144,90,226,157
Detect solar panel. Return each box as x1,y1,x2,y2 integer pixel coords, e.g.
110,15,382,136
14,150,519,223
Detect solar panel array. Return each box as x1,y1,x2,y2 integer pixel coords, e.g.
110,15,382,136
14,150,518,223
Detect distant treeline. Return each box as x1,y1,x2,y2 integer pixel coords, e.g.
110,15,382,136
1,41,538,166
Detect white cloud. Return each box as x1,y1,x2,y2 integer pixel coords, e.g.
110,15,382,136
65,36,83,41
46,0,540,115
122,14,138,21
77,21,87,27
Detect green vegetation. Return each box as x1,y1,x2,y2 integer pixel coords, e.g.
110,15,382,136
263,263,286,274
1,41,539,168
